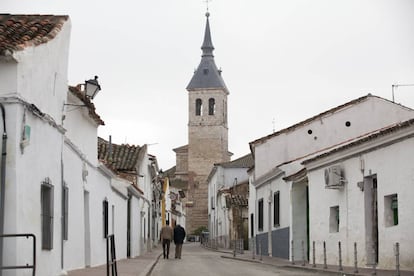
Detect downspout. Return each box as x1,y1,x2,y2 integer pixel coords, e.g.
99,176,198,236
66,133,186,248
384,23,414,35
0,103,7,276
60,105,66,274
268,188,272,257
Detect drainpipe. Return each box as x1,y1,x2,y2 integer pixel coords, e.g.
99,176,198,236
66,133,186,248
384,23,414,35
268,188,272,257
0,103,7,276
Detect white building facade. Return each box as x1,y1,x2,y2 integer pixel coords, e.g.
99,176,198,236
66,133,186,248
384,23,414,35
249,95,414,263
303,119,414,270
207,154,253,249
0,14,161,275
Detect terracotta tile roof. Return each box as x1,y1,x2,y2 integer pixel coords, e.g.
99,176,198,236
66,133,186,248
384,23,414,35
302,118,414,165
219,153,253,168
226,194,248,207
97,137,142,172
0,14,68,56
68,85,105,126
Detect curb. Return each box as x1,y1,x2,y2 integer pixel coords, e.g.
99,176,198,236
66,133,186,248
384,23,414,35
220,255,368,276
139,252,163,276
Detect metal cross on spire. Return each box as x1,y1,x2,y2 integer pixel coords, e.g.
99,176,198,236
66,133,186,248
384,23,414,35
204,0,211,12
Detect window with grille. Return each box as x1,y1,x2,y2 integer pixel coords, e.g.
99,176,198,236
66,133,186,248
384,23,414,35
258,198,264,231
41,178,54,250
273,191,280,227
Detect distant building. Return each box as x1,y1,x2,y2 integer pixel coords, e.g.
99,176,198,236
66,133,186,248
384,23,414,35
169,12,232,234
207,154,253,249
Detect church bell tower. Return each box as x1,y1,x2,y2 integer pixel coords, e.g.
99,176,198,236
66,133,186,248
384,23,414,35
185,12,231,233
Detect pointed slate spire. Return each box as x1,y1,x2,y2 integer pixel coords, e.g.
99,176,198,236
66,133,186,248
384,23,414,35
187,12,227,92
201,12,214,57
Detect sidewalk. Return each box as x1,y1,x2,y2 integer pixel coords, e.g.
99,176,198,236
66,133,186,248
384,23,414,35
67,247,162,276
214,247,414,276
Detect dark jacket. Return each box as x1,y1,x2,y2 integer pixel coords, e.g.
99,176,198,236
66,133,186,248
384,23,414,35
173,225,186,244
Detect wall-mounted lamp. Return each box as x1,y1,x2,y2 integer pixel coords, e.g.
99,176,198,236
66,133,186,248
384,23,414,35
84,76,101,99
65,76,102,107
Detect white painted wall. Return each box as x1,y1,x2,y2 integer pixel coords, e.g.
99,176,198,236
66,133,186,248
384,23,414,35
306,129,414,270
0,16,156,276
254,97,414,178
64,92,99,166
0,61,17,94
208,164,250,248
0,19,71,276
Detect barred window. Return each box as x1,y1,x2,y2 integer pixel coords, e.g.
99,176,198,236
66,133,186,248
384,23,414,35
41,178,54,250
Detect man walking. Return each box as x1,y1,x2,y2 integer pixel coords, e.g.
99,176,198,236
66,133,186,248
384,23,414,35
160,221,173,259
173,224,186,259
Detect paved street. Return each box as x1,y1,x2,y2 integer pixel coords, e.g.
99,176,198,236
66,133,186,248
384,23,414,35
151,243,329,276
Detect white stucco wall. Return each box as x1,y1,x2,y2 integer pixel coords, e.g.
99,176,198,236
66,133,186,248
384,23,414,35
307,131,414,270
64,92,99,166
254,97,414,179
0,61,17,94
14,21,71,125
0,19,72,276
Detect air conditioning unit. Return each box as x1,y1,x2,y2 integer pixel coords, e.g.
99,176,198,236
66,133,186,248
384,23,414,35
324,165,346,189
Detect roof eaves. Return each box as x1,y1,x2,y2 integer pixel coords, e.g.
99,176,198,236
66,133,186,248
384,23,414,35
0,14,69,56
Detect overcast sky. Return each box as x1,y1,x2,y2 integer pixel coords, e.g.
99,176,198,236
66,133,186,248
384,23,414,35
2,0,414,170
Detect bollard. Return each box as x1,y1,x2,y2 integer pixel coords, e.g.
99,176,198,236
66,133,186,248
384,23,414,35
259,240,262,261
323,241,327,269
372,262,377,276
312,241,316,267
252,239,256,260
291,240,295,265
354,242,358,273
338,241,343,271
233,240,236,257
395,242,400,276
252,238,256,260
301,240,306,266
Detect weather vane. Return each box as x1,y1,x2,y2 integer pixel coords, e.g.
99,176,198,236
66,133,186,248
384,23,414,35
204,0,211,12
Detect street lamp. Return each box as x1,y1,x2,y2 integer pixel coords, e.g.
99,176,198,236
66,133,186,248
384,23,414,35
65,76,102,108
84,76,101,99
